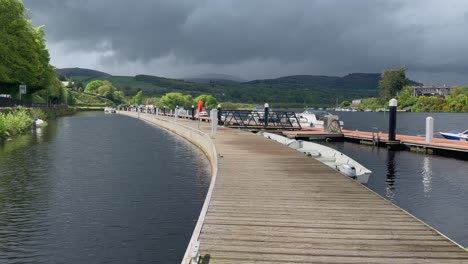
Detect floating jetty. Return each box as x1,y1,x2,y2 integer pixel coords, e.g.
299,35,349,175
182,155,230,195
282,128,468,159
120,111,468,263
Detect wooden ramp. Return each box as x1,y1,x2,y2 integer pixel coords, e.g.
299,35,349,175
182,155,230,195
125,113,468,263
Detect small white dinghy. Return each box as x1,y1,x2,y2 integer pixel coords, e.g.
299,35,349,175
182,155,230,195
260,132,372,184
257,131,296,145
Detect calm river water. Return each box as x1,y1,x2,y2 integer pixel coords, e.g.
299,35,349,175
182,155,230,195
0,112,210,264
325,111,468,247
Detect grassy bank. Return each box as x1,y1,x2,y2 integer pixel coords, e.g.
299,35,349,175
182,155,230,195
0,106,77,140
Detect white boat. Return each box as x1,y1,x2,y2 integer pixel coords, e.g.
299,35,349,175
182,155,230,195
32,118,44,128
259,132,371,184
104,107,117,113
288,140,371,184
439,130,468,141
257,131,295,145
290,109,343,129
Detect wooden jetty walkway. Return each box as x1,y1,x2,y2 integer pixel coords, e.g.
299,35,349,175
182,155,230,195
283,128,468,156
121,112,468,263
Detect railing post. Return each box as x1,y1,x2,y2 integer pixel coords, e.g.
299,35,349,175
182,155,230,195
217,104,222,125
191,105,195,120
264,103,269,128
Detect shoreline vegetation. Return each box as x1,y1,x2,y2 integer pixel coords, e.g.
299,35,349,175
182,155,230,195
0,106,76,141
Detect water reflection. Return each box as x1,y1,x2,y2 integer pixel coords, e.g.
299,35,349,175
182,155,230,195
32,127,44,143
0,113,210,263
385,150,396,200
421,156,432,196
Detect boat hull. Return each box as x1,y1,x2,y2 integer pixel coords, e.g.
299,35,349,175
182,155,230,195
260,132,372,184
440,132,468,141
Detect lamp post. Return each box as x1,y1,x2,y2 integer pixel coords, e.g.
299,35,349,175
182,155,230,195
217,104,222,125
175,105,179,120
191,105,195,120
264,103,269,127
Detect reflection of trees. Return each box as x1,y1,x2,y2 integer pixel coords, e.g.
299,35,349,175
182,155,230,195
385,150,397,200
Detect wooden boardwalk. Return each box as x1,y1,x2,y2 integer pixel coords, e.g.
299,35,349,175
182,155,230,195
125,112,468,263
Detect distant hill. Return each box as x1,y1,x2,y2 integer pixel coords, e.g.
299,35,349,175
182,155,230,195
59,69,423,107
55,67,111,78
250,73,422,89
183,73,245,84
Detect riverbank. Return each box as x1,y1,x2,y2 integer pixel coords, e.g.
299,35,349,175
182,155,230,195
0,106,77,140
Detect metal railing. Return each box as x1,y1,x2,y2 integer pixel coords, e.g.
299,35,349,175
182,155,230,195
221,110,302,130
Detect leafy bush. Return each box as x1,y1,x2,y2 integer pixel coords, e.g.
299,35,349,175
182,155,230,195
0,106,32,139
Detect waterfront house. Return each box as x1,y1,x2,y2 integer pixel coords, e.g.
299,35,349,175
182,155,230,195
410,85,453,97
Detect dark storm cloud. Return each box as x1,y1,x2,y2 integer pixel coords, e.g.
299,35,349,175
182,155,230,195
23,0,468,83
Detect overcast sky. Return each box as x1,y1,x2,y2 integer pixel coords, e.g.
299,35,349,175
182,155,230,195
23,0,468,84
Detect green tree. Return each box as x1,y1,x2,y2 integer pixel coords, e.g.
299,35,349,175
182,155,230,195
84,80,104,94
379,68,408,100
160,92,193,109
339,100,350,108
113,90,126,104
131,90,143,105
97,81,115,100
0,0,59,94
195,94,218,108
397,86,417,110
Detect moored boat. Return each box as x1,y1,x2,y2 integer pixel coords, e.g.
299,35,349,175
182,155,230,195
439,130,468,141
104,107,117,113
259,132,372,184
289,108,344,129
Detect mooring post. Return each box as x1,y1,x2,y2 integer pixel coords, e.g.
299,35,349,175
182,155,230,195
426,116,434,143
191,105,195,120
264,103,269,127
388,98,397,141
217,104,222,125
211,109,218,138
163,106,166,116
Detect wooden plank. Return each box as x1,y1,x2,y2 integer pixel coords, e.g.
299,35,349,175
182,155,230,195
121,112,468,263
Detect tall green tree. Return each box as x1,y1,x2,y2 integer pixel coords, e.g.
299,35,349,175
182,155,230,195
84,80,104,94
195,94,218,108
131,90,143,105
379,68,408,100
0,0,59,96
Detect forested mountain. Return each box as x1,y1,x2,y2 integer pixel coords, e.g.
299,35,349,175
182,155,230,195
55,67,111,78
56,68,423,107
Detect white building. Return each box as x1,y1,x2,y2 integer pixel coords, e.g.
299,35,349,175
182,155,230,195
411,85,452,97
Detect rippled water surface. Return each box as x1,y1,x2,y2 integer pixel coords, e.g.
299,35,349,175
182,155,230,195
0,112,210,263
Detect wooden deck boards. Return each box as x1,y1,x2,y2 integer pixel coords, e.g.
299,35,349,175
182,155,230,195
125,112,468,263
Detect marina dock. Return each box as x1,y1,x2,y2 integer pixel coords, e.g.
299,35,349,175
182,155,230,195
283,128,468,158
122,112,468,263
